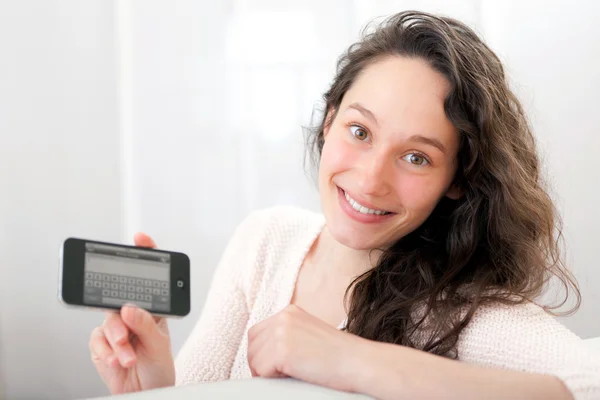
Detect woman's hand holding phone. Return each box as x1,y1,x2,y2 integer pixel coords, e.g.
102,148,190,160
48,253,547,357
88,233,176,394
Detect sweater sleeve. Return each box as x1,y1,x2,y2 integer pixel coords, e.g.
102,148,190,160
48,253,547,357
174,210,271,385
456,302,600,400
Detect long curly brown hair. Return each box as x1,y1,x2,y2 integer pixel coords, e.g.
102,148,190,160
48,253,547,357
305,10,580,358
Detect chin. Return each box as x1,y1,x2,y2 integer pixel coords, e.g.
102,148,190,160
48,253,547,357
327,222,384,251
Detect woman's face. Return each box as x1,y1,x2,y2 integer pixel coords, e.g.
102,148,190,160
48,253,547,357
318,56,461,251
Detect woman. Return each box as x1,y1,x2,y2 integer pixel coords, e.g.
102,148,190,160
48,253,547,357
88,11,600,399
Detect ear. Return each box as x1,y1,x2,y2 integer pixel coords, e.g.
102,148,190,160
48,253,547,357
445,184,463,200
323,108,336,138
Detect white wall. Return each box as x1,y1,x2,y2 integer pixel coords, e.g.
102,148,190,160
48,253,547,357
0,1,598,399
480,0,600,339
0,1,122,399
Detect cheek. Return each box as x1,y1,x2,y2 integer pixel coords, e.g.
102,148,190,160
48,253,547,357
319,134,357,179
394,174,447,212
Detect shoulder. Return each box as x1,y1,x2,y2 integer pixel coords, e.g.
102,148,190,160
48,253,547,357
457,301,581,364
227,205,324,285
460,301,579,342
457,301,600,397
225,206,324,309
234,205,325,247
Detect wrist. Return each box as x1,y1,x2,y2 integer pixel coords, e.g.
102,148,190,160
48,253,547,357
344,337,400,396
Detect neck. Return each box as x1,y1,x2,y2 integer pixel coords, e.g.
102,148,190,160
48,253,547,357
311,225,383,281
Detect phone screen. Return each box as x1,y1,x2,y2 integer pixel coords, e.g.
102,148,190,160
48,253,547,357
82,242,171,313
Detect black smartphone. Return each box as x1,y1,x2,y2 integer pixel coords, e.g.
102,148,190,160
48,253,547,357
58,237,190,317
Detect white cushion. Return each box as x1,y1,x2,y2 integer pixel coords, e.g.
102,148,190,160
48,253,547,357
585,336,600,351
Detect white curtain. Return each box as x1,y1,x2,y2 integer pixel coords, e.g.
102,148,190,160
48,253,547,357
122,0,600,374
118,0,486,345
0,1,598,398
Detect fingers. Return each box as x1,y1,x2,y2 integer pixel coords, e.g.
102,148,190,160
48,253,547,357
248,315,288,378
247,319,274,361
247,332,273,376
90,326,117,368
248,306,296,343
248,306,305,378
248,341,286,378
247,317,270,343
104,311,137,368
133,232,156,248
120,305,167,352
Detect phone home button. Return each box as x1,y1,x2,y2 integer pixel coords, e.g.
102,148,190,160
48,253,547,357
176,279,185,289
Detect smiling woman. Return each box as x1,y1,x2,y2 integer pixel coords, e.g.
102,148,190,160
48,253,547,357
89,10,600,400
317,56,461,251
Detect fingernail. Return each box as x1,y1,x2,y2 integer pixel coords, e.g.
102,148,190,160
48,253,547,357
121,350,135,366
112,324,126,342
106,354,117,366
124,303,141,324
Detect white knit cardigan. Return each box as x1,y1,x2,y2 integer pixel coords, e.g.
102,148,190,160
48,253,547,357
174,206,600,399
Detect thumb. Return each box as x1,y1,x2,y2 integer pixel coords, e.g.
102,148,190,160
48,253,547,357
120,304,167,350
133,232,157,248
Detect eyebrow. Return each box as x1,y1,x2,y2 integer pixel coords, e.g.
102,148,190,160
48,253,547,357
347,102,380,128
346,102,447,154
408,135,447,154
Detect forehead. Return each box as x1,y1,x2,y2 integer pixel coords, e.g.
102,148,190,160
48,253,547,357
340,56,455,140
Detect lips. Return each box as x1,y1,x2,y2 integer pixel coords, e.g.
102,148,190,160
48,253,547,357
342,189,391,215
336,185,395,223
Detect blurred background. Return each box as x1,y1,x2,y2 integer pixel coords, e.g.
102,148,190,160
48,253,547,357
0,0,599,398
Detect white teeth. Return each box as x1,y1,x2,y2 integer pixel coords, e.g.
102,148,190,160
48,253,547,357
343,190,390,216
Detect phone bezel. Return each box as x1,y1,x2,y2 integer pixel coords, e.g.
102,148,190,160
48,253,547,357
59,237,190,317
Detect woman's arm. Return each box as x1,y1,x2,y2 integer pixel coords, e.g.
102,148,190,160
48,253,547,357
348,301,600,400
246,304,597,399
174,210,271,384
351,339,573,400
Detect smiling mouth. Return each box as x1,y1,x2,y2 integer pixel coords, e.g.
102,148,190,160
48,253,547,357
341,188,392,215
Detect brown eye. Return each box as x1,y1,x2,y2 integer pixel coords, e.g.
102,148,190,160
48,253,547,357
403,153,429,166
350,125,369,141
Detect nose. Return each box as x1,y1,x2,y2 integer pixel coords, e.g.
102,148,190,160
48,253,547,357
355,150,392,197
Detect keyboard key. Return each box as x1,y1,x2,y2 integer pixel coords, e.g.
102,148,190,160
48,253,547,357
161,282,168,288
144,288,152,294
152,288,161,295
136,287,144,293
144,294,152,302
86,272,94,279
161,289,169,296
110,291,118,297
85,280,94,287
127,293,136,300
135,294,144,301
102,289,110,296
103,275,111,281
144,280,152,286
85,294,101,304
128,285,135,292
153,281,161,288
119,291,127,298
128,278,135,285
94,273,102,280
154,303,170,312
102,297,151,309
111,276,119,283
111,283,118,290
136,279,144,286
119,284,127,291
94,281,102,288
102,282,110,289
119,277,127,283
